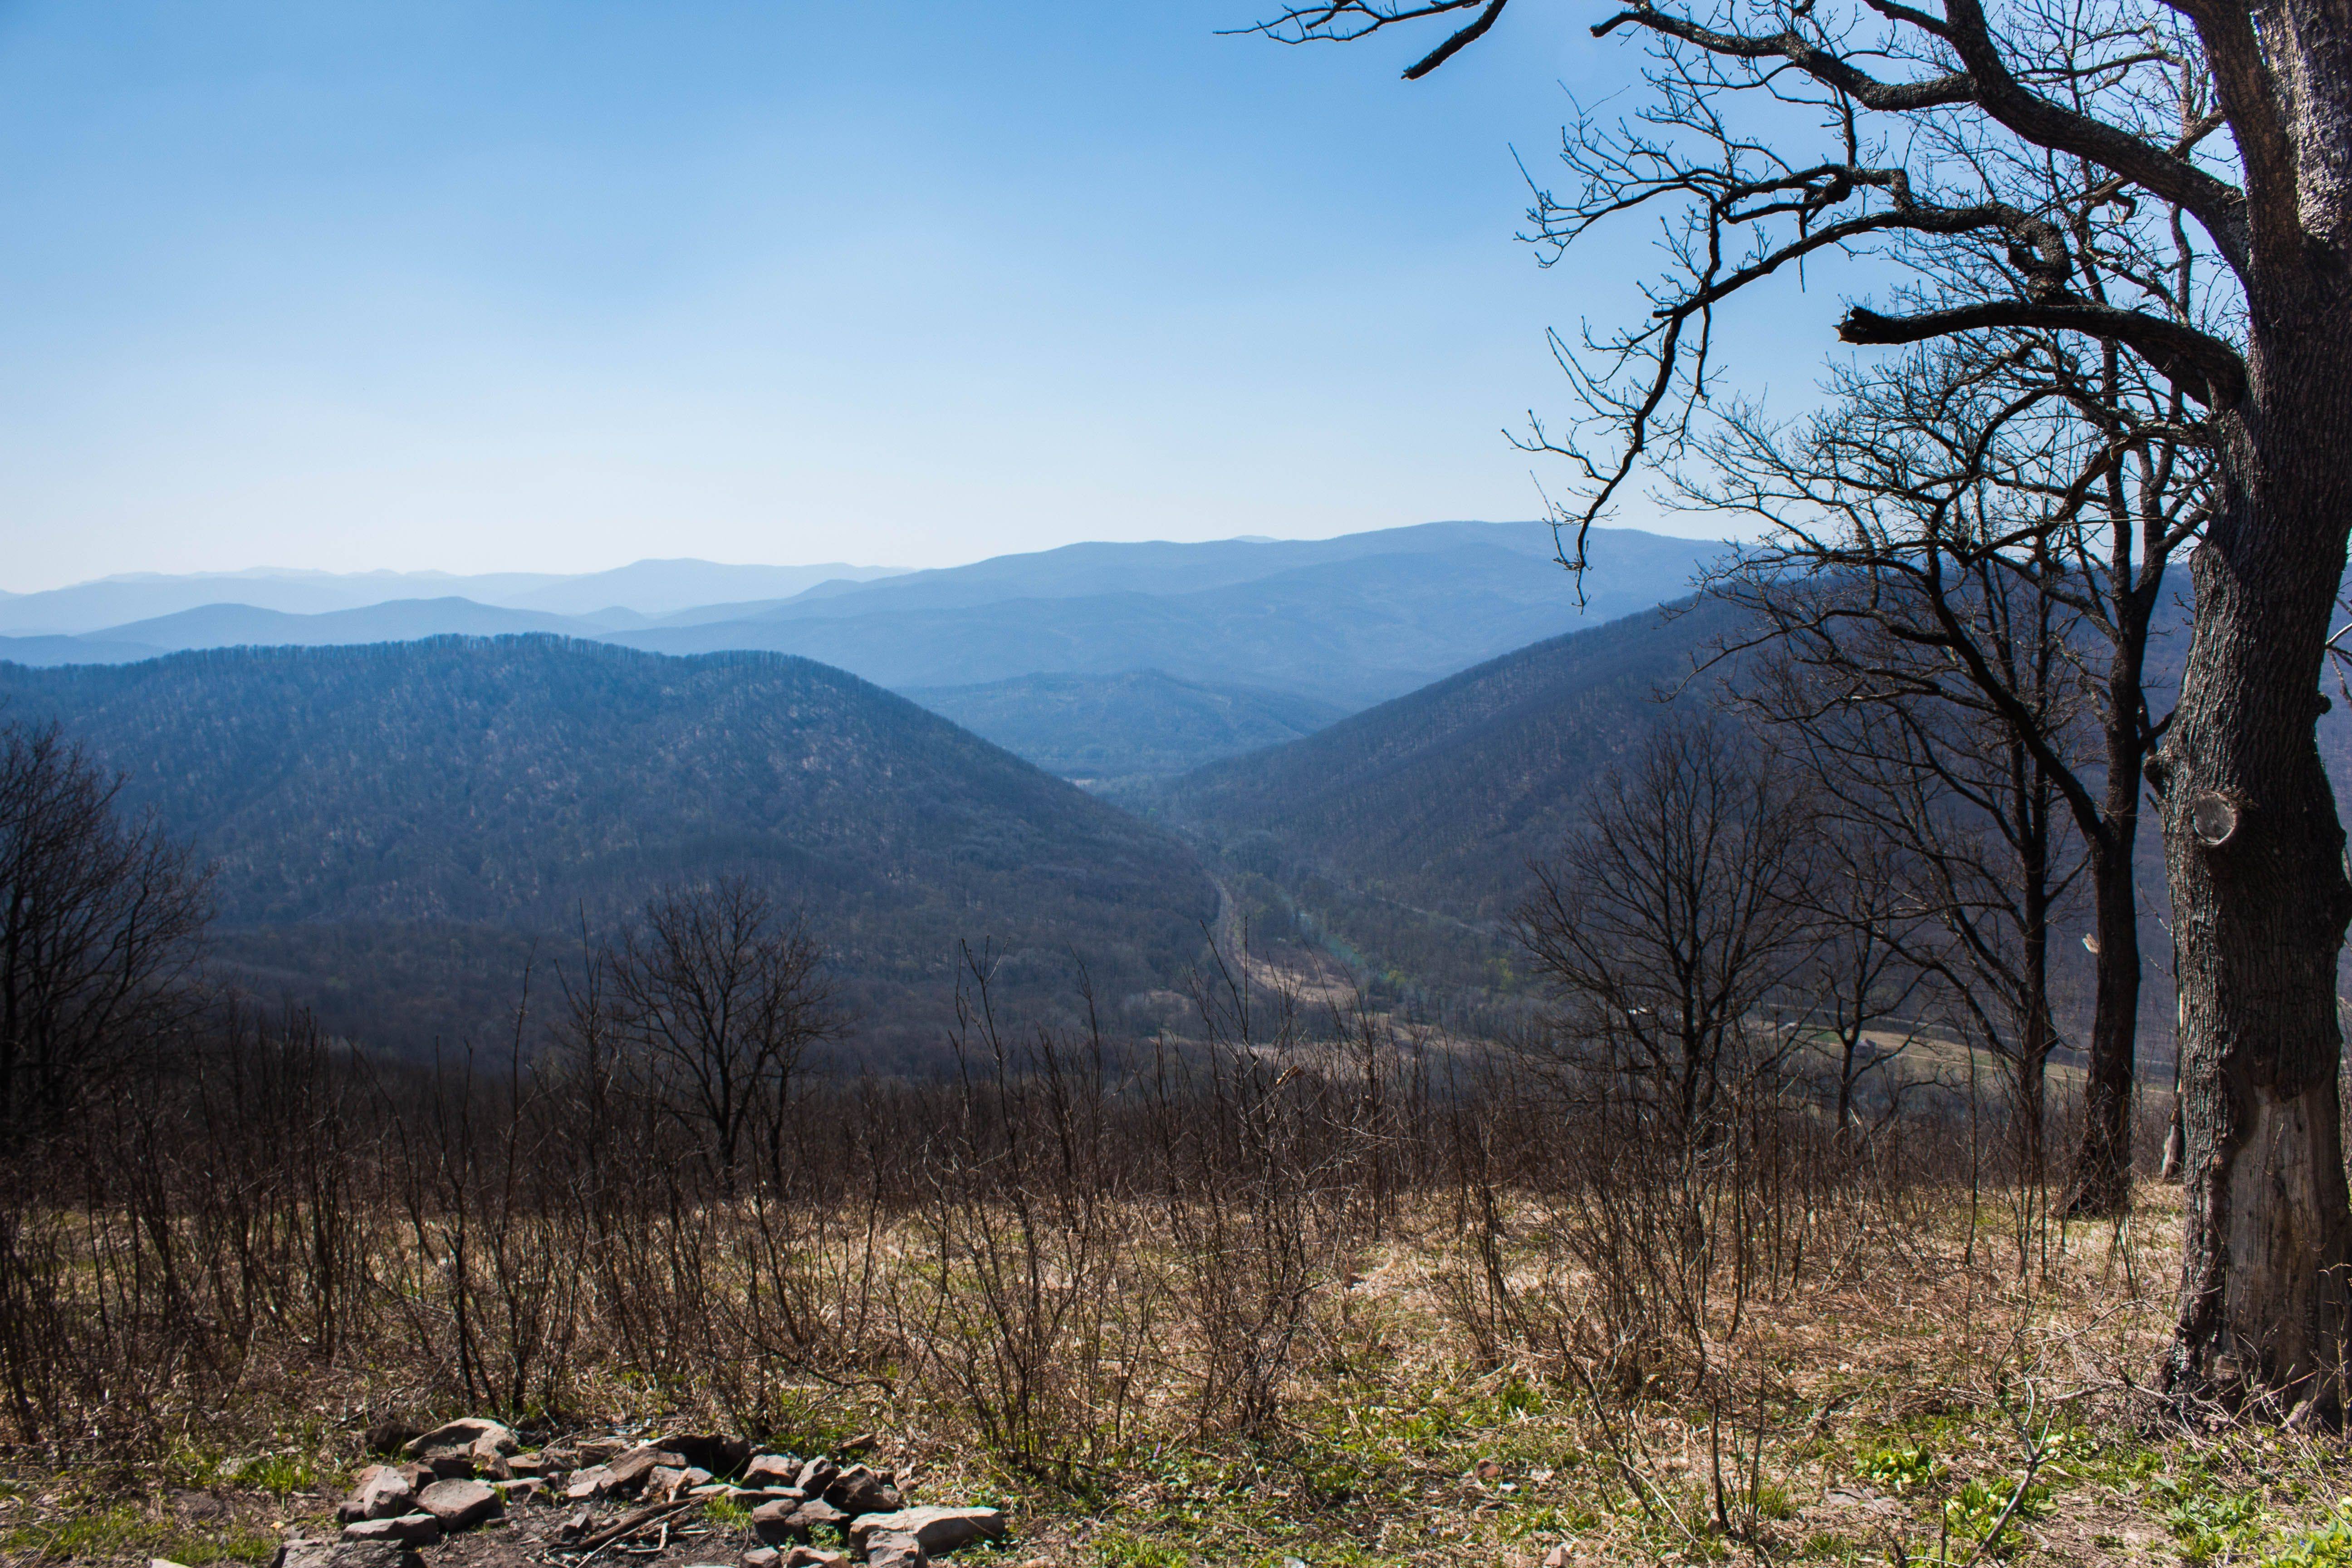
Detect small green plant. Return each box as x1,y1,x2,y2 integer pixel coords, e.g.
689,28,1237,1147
1941,1474,2053,1555
3,1497,280,1566
702,1494,754,1528
1088,1529,1191,1568
227,1452,318,1495
2262,1499,2352,1567
1857,1444,1943,1496
1502,1501,1605,1539
1749,1479,1798,1522
2155,1476,2268,1564
1799,1531,1856,1562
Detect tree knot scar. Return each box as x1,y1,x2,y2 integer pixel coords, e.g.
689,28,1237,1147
2191,791,2242,848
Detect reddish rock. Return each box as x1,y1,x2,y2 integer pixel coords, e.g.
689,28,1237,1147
339,1514,440,1547
848,1508,1007,1555
416,1477,503,1531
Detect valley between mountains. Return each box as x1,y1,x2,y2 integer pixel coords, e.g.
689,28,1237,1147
0,521,1725,1054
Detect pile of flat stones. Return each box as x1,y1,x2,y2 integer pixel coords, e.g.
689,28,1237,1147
279,1417,1005,1568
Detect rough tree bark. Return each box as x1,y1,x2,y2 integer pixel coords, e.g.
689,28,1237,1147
2158,330,2352,1412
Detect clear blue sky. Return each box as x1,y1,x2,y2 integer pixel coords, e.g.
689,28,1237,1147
0,0,1831,590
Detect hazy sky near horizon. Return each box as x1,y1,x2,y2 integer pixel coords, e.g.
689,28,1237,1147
0,1,1838,592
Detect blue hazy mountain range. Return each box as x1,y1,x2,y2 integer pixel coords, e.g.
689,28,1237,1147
0,558,908,634
3,522,1728,776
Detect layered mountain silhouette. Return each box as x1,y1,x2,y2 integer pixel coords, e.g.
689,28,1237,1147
614,523,1720,707
0,559,905,635
6,524,1727,781
0,637,1215,1059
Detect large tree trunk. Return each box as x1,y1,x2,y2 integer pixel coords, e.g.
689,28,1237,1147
2161,304,2352,1414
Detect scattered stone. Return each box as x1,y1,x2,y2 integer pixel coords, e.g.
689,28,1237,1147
491,1478,546,1504
602,1445,683,1497
559,1506,594,1540
794,1458,838,1495
565,1466,612,1501
838,1433,877,1457
575,1436,629,1462
1540,1548,1575,1568
649,1465,687,1501
863,1531,928,1568
750,1499,808,1546
338,1465,417,1524
274,1539,423,1568
744,1454,801,1488
416,1477,503,1531
404,1417,519,1479
822,1465,900,1516
152,1559,193,1568
340,1514,441,1548
506,1453,545,1478
848,1507,1007,1555
1474,1457,1505,1482
787,1499,848,1534
781,1551,845,1568
741,1552,780,1568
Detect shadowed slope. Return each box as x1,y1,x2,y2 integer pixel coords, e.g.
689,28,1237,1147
0,636,1216,1058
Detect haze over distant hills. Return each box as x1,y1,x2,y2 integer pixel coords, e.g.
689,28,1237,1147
3,523,1729,775
0,637,1215,1059
0,559,907,635
610,523,1719,706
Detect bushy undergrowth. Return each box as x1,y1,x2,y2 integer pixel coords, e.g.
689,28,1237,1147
4,959,2306,1567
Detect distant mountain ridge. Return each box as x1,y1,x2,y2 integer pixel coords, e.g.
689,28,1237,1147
613,524,1724,708
0,636,1216,1060
6,522,1730,778
0,558,906,634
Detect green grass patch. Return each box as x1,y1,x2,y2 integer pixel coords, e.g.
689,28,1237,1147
3,1497,280,1566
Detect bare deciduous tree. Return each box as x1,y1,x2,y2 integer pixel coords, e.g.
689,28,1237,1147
1514,720,1814,1141
1258,0,2350,1409
593,877,835,1194
1740,576,2089,1151
1696,326,2201,1215
0,719,210,1144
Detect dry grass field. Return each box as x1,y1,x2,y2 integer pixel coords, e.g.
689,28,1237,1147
9,1147,2352,1568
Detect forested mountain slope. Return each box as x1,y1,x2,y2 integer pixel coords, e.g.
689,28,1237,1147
0,636,1216,1058
1151,598,1746,995
1166,597,1743,919
902,670,1345,782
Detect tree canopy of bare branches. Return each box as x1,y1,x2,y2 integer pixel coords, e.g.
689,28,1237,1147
0,719,211,1145
1257,0,2352,1414
577,878,836,1194
1696,324,2205,1216
1515,721,1816,1139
